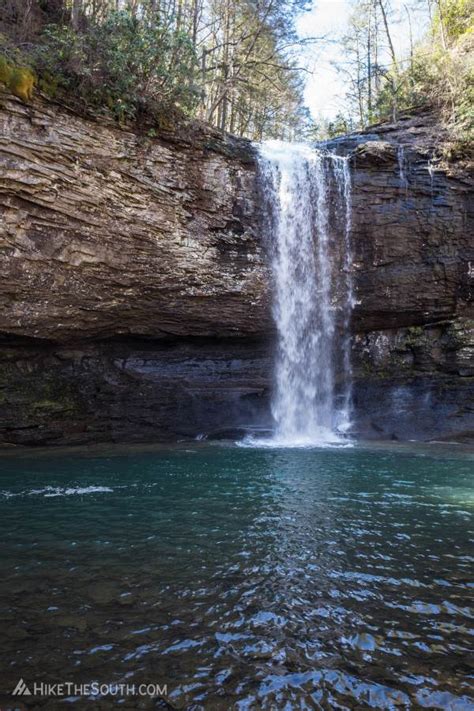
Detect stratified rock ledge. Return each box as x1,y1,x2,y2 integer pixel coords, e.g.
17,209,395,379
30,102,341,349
0,95,472,445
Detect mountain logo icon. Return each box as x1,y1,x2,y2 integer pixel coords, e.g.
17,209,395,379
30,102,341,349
12,678,32,696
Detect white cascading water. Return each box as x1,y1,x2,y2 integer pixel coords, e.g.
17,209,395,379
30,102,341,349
258,141,353,446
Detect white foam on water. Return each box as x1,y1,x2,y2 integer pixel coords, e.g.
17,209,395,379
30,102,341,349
0,485,114,498
238,430,354,450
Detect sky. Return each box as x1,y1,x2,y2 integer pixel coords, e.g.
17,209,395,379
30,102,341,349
295,0,431,120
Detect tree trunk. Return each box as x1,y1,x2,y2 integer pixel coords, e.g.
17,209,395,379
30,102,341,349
71,0,81,30
378,0,398,70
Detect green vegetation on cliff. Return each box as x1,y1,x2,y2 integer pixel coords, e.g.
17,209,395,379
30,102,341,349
0,55,35,101
378,0,473,154
1,1,472,149
0,0,311,140
315,0,473,155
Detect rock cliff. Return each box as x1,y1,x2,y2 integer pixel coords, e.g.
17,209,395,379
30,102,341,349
0,94,472,445
0,93,268,341
343,114,473,441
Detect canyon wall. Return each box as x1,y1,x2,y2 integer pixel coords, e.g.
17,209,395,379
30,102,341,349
342,117,473,441
0,93,472,445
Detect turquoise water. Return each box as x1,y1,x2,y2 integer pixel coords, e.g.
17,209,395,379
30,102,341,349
0,442,473,709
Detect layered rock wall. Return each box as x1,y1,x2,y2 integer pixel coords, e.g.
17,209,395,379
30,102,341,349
0,95,472,445
0,93,270,444
344,118,473,440
0,93,268,341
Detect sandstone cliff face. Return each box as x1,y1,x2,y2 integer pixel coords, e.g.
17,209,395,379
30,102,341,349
0,92,268,341
0,95,472,445
0,91,271,445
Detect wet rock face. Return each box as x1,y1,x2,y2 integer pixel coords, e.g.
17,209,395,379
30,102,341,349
0,339,271,446
351,318,474,441
0,98,472,445
349,141,472,333
338,114,473,441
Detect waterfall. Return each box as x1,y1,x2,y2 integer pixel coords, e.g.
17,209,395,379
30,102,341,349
397,145,408,190
258,141,353,446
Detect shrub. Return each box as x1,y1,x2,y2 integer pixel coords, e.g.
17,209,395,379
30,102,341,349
31,10,199,122
374,0,473,155
435,0,474,41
